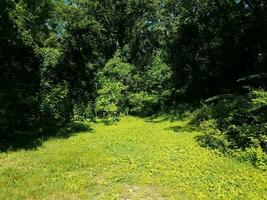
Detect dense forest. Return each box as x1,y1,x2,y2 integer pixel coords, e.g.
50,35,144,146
1,0,267,165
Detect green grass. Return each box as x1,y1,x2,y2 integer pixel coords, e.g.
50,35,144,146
0,116,266,199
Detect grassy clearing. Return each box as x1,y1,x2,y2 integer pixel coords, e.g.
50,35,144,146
0,116,266,199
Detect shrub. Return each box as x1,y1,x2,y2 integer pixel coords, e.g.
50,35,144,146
197,119,230,152
101,57,133,85
129,51,173,115
128,92,158,116
73,102,95,122
95,81,125,119
143,51,173,106
194,89,267,167
40,82,73,126
232,147,267,170
95,58,133,121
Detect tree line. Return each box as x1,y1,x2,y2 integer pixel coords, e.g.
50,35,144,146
1,0,266,144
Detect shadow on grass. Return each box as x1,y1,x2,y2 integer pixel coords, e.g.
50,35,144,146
145,108,192,123
101,119,119,126
0,122,93,153
165,125,200,133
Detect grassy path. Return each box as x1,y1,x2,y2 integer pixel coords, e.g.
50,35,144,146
0,117,266,199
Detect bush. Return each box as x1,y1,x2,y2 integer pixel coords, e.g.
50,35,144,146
101,57,133,84
233,147,267,170
95,52,173,119
40,82,73,126
194,89,267,167
197,119,230,152
143,51,173,106
73,102,95,122
128,92,158,116
129,51,173,115
95,57,133,121
96,81,125,119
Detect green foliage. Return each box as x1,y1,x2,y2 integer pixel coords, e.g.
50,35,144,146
40,48,61,69
40,82,73,126
95,53,172,118
166,0,267,97
73,102,95,122
96,81,126,120
144,51,173,103
129,51,173,115
0,0,49,136
96,58,133,120
197,119,230,152
39,47,74,126
101,58,133,83
1,0,267,171
129,92,157,116
233,147,267,170
194,89,267,168
251,89,267,107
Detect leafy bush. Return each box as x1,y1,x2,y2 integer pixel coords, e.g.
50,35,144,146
232,147,267,170
40,82,73,126
143,51,173,105
38,47,75,127
96,81,126,120
197,119,230,152
128,92,158,116
129,51,173,115
73,102,95,122
101,57,133,84
194,89,267,167
95,58,133,121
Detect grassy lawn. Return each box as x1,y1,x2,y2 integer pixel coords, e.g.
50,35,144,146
0,116,266,199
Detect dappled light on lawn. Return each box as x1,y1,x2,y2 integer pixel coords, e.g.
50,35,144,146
0,117,266,199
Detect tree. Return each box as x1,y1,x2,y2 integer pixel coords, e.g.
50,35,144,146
165,0,267,98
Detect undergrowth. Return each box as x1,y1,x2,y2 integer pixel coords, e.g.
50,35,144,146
193,89,267,170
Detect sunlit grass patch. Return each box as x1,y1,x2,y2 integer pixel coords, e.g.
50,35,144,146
0,116,266,199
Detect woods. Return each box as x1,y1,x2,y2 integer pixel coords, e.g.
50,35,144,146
1,0,267,164
1,1,267,198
